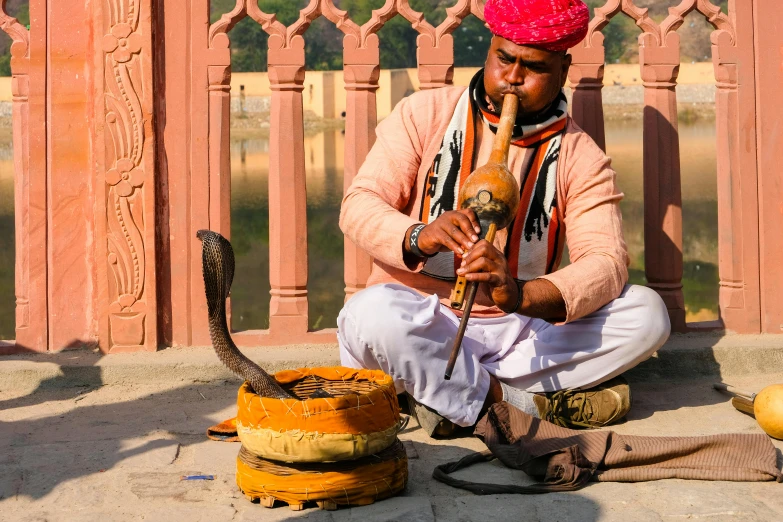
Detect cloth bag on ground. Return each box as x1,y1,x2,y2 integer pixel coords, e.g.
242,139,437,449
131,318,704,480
433,401,783,494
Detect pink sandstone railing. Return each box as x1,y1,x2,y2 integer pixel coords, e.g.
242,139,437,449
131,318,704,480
1,0,780,354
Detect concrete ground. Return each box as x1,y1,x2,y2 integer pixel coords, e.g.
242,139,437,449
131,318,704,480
1,341,783,521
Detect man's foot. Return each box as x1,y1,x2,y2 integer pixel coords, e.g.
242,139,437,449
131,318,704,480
405,393,457,438
532,375,632,429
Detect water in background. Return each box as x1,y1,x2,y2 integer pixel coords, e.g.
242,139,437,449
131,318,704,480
229,132,346,331
0,121,719,339
227,120,720,332
0,133,13,340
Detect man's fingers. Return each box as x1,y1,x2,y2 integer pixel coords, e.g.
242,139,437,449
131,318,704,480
423,210,483,254
456,240,511,288
456,257,495,277
467,209,481,234
463,272,496,284
460,266,502,285
453,212,480,242
458,208,482,236
449,227,474,252
439,232,468,256
460,240,502,266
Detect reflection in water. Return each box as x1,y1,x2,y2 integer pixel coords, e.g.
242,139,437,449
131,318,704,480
605,120,719,322
0,121,720,339
0,137,13,339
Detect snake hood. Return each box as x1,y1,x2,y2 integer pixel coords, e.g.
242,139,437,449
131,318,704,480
197,230,292,399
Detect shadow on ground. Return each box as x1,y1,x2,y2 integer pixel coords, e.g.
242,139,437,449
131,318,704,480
0,350,105,411
0,363,604,521
623,376,729,421
0,377,235,501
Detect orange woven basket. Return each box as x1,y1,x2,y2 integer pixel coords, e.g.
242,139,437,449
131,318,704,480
236,366,402,463
236,439,408,511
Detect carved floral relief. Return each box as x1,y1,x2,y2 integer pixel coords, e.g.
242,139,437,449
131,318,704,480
102,0,148,349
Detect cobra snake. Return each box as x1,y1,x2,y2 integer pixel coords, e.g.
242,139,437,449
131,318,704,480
197,230,292,399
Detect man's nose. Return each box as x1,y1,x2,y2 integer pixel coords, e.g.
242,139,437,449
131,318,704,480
505,63,525,86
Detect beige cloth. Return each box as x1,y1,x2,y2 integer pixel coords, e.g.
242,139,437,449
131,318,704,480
340,86,629,323
432,402,783,494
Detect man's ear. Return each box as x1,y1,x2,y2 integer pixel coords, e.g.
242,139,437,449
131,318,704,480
560,52,573,87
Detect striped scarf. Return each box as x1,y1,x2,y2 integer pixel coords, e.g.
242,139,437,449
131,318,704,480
419,70,568,282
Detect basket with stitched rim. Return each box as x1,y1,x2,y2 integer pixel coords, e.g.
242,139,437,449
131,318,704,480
236,366,402,462
237,439,408,511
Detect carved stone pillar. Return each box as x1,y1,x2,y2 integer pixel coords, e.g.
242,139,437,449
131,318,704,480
267,35,309,334
639,32,685,332
22,0,47,352
12,72,30,341
45,0,98,349
208,63,232,240
711,29,760,333
184,0,230,347
417,34,454,89
0,8,47,352
751,0,783,333
206,35,233,332
343,33,379,300
568,33,606,152
96,0,158,352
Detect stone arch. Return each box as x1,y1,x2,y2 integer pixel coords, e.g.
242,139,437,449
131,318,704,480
660,0,734,42
587,0,660,47
0,0,29,66
209,0,253,50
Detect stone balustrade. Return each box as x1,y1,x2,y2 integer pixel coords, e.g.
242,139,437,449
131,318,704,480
1,0,781,354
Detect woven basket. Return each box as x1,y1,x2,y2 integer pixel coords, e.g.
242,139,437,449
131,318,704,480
236,366,402,462
237,439,408,510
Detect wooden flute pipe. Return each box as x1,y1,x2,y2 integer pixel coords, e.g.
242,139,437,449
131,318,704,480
444,223,497,380
444,93,520,380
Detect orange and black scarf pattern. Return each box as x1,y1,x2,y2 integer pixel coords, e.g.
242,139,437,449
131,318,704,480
419,70,567,282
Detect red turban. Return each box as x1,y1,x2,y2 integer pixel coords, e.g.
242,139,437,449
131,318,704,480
484,0,589,52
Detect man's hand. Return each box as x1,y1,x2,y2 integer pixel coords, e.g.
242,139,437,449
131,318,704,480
456,239,520,313
457,241,568,319
407,209,482,257
406,211,566,318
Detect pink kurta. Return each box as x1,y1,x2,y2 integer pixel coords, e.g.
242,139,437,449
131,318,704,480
340,86,629,323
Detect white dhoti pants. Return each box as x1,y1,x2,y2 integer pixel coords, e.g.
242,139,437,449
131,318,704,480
337,283,671,427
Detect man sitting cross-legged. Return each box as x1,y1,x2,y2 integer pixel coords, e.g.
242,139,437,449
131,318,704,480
337,0,670,437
